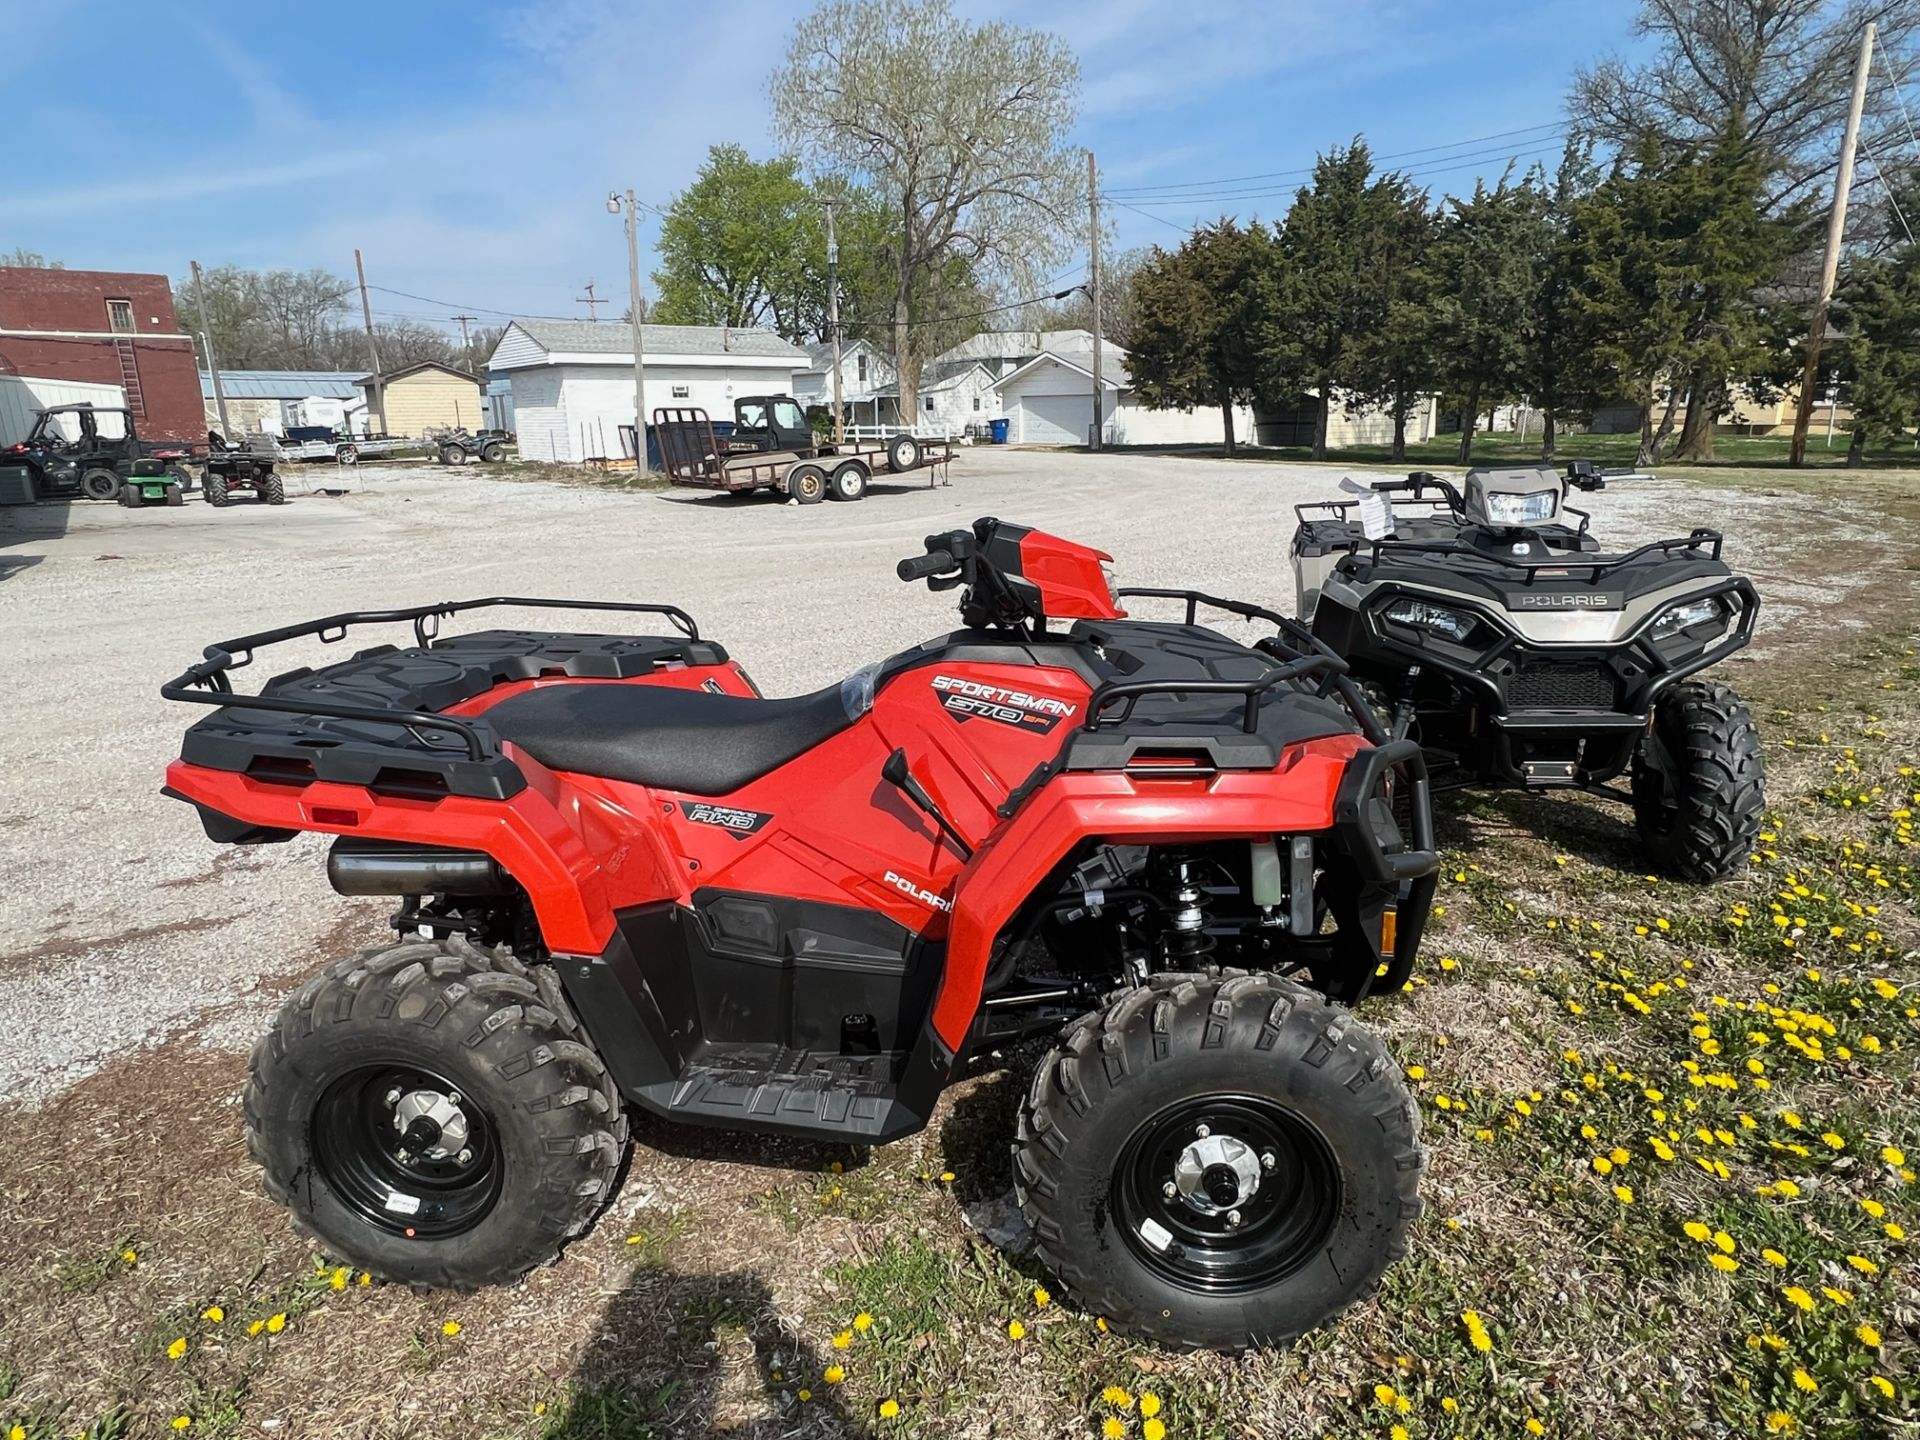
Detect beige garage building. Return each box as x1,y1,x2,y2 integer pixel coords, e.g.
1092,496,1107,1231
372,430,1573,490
355,361,486,438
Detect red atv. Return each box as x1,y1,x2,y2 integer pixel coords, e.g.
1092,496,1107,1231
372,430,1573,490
162,517,1438,1350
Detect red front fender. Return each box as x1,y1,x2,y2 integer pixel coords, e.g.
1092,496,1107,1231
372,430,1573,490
930,735,1365,1048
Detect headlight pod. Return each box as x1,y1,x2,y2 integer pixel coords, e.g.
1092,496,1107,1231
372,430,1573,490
1480,488,1560,525
1650,594,1731,643
1384,597,1480,643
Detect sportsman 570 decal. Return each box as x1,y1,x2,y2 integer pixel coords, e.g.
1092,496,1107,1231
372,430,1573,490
930,673,1078,732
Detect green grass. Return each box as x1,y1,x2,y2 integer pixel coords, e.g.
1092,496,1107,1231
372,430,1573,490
1097,427,1920,471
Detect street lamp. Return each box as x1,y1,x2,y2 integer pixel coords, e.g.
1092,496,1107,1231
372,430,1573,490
609,189,649,469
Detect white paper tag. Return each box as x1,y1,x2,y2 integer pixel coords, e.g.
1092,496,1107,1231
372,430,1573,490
384,1189,422,1216
1137,1216,1174,1252
1341,478,1395,540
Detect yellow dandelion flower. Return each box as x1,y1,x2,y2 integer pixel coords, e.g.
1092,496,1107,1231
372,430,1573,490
1870,1375,1896,1399
1857,1323,1883,1346
1374,1383,1398,1406
1791,1368,1817,1394
247,1320,265,1337
1885,1222,1905,1240
441,1320,461,1337
854,1311,873,1332
265,1313,287,1334
1760,1334,1786,1350
358,1272,371,1286
1101,1419,1124,1440
1884,1146,1907,1166
1006,1320,1026,1340
1823,1286,1854,1305
1762,1248,1787,1267
1441,1396,1460,1414
1783,1286,1816,1312
1764,1413,1795,1434
824,1364,846,1384
1525,1419,1545,1436
1712,1230,1735,1254
1145,1423,1167,1440
798,1388,812,1401
1861,1198,1886,1218
832,1330,852,1349
1592,1156,1613,1175
171,1420,191,1433
167,1336,188,1361
201,1305,224,1323
1392,1427,1410,1440
1461,1309,1493,1352
9,1427,22,1440
1683,1221,1712,1243
1775,1179,1801,1198
1847,1254,1879,1274
330,1266,348,1291
1709,1253,1739,1273
1139,1394,1161,1418
1033,1287,1051,1308
1613,1184,1635,1205
1103,1386,1135,1409
1096,1317,1109,1332
879,1399,901,1420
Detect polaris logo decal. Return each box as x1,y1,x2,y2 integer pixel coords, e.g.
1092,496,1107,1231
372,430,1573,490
931,674,1076,732
884,870,953,913
1516,593,1613,608
678,802,772,837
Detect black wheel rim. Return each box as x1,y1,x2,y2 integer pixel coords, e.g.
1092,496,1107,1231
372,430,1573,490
311,1064,503,1239
1113,1095,1341,1294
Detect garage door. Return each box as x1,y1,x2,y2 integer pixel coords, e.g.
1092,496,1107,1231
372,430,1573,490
1015,393,1092,446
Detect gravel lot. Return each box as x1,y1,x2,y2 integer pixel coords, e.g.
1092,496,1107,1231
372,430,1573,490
0,446,1890,1104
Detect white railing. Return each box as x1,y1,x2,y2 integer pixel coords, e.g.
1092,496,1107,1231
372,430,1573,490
845,422,960,442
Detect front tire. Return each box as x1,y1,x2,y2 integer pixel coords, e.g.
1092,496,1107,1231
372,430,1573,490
260,471,286,505
1631,680,1764,881
244,936,628,1289
204,473,230,506
81,468,122,501
1015,972,1421,1351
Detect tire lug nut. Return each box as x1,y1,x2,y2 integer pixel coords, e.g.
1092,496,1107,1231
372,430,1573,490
385,1088,401,1106
447,1091,462,1105
1195,1124,1210,1138
1161,1181,1177,1199
1226,1209,1243,1228
1261,1152,1276,1170
457,1148,473,1165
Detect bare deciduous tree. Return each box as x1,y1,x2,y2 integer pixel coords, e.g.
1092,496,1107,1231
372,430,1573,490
771,0,1085,411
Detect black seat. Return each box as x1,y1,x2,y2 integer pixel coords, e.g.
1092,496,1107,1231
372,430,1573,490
484,680,856,796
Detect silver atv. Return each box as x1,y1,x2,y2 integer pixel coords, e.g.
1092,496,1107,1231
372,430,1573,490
1290,462,1763,881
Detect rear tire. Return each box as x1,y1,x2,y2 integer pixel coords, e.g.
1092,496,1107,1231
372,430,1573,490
441,444,466,465
260,472,286,505
164,483,184,507
81,468,121,501
885,433,921,473
481,442,505,462
337,444,359,466
1631,680,1764,881
788,463,827,504
1015,972,1421,1351
244,936,628,1289
828,460,868,501
117,483,141,508
204,473,230,507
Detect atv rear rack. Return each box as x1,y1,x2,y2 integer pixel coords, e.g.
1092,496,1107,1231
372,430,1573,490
161,598,706,768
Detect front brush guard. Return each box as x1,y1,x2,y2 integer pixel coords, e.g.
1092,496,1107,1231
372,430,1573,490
1321,739,1439,1003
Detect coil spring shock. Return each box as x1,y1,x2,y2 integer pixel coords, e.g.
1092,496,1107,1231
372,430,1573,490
1161,858,1216,963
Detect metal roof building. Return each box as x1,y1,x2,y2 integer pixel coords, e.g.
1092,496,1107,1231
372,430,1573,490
199,370,363,400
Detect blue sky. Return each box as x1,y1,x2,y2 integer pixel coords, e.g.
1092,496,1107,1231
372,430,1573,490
6,0,1647,338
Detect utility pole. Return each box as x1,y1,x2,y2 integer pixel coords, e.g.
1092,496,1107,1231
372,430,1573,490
576,280,605,321
1088,149,1104,451
1790,20,1875,467
450,313,475,350
354,248,386,436
825,198,845,444
190,259,230,438
609,190,650,468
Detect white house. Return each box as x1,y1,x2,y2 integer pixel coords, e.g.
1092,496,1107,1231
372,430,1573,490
488,320,811,463
994,345,1256,447
792,339,893,413
869,359,999,437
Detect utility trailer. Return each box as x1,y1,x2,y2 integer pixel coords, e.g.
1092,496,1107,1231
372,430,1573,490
274,435,419,466
653,399,952,504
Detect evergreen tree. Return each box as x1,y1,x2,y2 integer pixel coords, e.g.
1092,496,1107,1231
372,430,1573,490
1346,176,1437,463
1519,144,1606,459
1128,221,1273,454
1836,243,1920,464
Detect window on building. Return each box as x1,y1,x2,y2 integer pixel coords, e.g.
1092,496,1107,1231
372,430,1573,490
671,384,690,399
856,354,868,382
106,299,134,333
924,396,934,411
972,397,981,411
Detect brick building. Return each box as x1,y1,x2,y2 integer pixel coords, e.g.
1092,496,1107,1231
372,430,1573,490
0,267,203,442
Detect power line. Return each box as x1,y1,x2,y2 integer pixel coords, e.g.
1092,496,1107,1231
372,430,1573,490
1859,137,1916,244
1877,49,1920,158
1112,140,1568,207
1105,120,1570,196
1110,199,1197,234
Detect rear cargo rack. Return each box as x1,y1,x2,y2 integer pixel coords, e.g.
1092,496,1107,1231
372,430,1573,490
162,597,703,765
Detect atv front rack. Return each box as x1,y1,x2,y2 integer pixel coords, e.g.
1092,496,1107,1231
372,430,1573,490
1353,528,1725,584
162,598,708,776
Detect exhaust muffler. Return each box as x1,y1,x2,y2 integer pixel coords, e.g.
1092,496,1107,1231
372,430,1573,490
326,839,507,896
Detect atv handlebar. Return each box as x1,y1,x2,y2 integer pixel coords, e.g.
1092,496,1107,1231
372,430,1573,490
897,549,958,582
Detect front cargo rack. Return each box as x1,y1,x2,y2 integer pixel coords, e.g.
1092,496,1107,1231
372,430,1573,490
162,598,710,798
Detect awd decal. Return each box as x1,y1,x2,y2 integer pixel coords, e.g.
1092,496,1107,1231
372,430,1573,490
931,673,1077,733
884,870,953,913
678,801,772,837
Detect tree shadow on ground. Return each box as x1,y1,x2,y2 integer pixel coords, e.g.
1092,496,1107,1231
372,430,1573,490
1446,786,1646,873
544,1264,871,1439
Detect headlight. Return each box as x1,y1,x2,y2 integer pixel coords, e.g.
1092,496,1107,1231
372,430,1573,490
1651,594,1730,642
1385,598,1478,643
1480,488,1559,525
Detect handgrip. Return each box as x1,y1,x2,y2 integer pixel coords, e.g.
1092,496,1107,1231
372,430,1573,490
897,549,956,582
